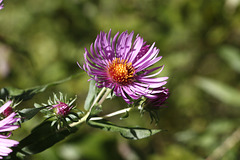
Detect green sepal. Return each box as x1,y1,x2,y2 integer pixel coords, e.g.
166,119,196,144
88,120,162,140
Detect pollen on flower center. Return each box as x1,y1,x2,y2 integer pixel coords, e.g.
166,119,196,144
108,58,135,85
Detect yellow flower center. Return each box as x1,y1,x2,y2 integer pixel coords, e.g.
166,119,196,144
107,58,135,85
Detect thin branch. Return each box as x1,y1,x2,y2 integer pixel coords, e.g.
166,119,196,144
90,107,132,121
206,127,240,160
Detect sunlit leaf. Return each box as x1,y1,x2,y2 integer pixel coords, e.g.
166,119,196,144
219,45,240,73
195,77,240,107
88,120,161,140
84,80,97,111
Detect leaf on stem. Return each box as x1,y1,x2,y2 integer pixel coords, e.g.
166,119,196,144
18,106,46,123
88,120,162,140
84,80,98,111
16,121,77,155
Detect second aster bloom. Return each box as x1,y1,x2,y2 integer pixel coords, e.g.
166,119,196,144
0,101,20,159
81,30,168,103
0,0,3,10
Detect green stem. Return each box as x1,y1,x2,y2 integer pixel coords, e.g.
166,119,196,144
90,105,142,121
90,107,132,121
69,112,90,127
70,87,112,127
98,88,112,105
90,87,106,110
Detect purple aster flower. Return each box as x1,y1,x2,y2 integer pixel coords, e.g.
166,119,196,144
50,101,73,117
81,30,168,103
0,101,20,159
0,0,4,10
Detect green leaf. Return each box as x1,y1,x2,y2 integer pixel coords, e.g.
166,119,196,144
15,121,77,155
84,80,97,111
219,45,240,73
88,120,161,140
195,77,240,107
0,74,79,101
18,107,46,123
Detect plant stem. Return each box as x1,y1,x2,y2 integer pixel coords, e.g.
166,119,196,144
98,88,112,105
206,127,240,160
90,107,132,121
90,87,106,110
70,87,112,127
69,112,89,127
90,105,142,121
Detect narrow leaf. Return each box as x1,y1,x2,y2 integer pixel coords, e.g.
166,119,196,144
18,107,44,123
84,80,97,111
0,74,80,101
195,77,240,107
88,120,161,140
15,121,77,155
219,45,240,73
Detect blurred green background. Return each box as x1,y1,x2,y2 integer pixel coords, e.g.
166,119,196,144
1,0,240,159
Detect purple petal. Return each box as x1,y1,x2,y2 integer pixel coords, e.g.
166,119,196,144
0,101,12,114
